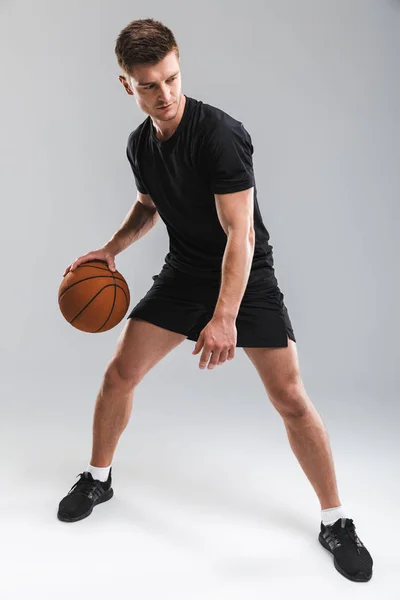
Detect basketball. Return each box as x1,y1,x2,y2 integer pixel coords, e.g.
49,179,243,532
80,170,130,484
58,260,130,333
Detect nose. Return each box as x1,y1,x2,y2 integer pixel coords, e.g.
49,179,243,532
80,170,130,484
158,83,172,105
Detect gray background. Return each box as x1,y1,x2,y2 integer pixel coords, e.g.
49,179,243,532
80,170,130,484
1,0,399,598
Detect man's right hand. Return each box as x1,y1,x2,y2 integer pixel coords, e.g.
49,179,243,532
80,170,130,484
63,246,117,277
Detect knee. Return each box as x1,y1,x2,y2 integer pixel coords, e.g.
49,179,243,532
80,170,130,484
270,383,309,420
104,358,144,390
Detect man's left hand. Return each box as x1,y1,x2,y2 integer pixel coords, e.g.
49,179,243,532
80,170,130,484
192,316,237,370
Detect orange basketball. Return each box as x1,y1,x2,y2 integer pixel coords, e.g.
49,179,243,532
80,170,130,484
58,260,130,333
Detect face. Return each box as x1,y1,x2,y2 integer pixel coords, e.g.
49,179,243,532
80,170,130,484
119,50,182,121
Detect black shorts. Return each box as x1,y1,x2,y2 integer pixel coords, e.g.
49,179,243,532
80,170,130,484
127,265,296,348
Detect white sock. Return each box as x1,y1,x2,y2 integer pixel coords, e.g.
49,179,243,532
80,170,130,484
321,505,348,526
86,463,112,482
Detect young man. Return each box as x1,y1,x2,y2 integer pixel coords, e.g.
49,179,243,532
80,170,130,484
58,18,373,582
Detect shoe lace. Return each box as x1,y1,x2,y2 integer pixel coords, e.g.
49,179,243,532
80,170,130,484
331,518,361,554
68,472,101,497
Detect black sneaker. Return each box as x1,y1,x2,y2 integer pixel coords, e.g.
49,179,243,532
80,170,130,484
57,469,113,522
319,517,373,582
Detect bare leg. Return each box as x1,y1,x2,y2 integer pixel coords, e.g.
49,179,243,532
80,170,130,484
244,339,341,510
90,318,186,467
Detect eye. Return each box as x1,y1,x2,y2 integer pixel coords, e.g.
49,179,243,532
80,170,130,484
145,76,177,90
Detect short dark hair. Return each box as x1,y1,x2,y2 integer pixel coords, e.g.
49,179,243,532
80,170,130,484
115,18,180,76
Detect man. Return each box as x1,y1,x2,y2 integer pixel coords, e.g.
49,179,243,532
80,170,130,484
58,18,373,582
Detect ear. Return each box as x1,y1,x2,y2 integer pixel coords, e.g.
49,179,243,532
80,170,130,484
119,75,134,96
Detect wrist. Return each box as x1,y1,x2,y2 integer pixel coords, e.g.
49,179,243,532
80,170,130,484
212,310,237,323
103,240,119,256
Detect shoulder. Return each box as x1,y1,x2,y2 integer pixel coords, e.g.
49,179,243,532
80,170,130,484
196,99,252,147
200,99,248,130
193,102,253,158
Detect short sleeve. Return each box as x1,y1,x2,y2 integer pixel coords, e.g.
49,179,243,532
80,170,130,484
201,121,255,194
126,141,148,194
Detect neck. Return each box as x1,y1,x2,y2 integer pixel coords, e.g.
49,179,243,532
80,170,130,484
152,93,186,141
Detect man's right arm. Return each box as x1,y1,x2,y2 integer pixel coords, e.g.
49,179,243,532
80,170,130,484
103,192,159,256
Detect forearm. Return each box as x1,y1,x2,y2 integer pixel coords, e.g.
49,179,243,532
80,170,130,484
213,229,255,320
104,200,159,256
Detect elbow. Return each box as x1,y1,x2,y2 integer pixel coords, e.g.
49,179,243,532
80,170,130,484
243,225,255,251
248,226,255,247
227,225,255,249
226,222,255,237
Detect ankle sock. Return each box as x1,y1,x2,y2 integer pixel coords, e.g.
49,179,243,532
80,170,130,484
321,505,348,526
86,463,112,482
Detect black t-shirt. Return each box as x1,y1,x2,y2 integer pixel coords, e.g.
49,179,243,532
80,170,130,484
126,94,276,282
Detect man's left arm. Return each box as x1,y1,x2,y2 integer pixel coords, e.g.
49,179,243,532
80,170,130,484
192,120,256,369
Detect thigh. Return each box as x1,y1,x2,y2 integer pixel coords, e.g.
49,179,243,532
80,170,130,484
127,267,210,339
108,317,186,384
236,284,296,348
243,338,305,401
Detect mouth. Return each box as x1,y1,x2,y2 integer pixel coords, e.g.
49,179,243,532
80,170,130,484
157,102,173,110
